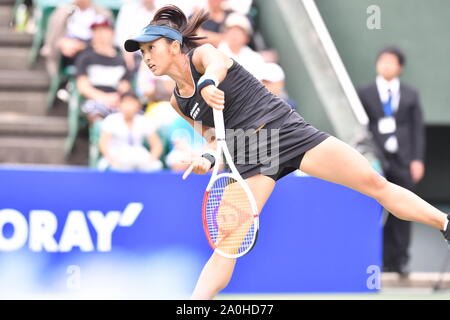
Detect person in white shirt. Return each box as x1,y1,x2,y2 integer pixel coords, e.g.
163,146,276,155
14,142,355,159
114,0,157,72
376,76,400,114
217,12,265,80
226,0,252,15
99,92,164,171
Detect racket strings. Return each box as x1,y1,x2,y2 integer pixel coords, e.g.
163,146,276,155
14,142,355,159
204,176,256,255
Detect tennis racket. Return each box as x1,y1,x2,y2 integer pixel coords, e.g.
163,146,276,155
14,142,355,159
201,109,260,259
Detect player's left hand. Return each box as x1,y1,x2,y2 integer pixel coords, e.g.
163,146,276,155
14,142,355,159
200,85,225,110
182,157,212,180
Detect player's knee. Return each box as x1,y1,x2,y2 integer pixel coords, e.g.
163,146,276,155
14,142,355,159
362,170,388,199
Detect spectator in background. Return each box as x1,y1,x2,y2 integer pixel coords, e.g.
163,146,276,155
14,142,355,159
196,0,233,47
41,0,112,76
136,60,175,105
75,18,131,124
114,0,157,73
226,0,252,15
98,92,163,171
260,62,297,110
135,59,178,152
358,47,426,277
157,0,204,18
217,12,265,79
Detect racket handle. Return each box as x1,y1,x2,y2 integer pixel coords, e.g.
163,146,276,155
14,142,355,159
213,109,226,140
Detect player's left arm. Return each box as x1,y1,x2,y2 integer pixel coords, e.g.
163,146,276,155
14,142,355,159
192,44,233,110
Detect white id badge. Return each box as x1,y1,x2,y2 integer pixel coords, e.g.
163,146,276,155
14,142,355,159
384,135,399,153
378,116,396,134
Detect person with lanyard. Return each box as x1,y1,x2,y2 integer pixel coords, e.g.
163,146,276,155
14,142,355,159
125,7,448,299
358,47,426,277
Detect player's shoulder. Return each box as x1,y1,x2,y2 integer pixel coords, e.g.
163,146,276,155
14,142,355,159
191,43,218,62
194,43,216,54
191,43,233,74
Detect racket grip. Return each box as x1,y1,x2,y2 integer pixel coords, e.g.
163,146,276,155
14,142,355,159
213,109,226,140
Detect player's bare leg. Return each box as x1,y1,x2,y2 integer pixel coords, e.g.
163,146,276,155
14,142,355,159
299,136,447,230
191,174,276,300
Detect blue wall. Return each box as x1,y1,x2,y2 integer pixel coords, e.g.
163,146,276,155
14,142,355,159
0,168,382,298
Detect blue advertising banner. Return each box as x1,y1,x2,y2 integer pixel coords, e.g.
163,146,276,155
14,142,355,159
0,167,383,298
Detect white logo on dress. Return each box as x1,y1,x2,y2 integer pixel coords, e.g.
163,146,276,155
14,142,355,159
190,102,200,119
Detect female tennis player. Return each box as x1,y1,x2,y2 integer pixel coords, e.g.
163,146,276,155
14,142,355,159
125,5,450,299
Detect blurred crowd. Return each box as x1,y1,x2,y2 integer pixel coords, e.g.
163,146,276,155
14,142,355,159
33,0,297,172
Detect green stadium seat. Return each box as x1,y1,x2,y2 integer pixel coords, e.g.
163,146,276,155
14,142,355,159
88,118,102,167
64,76,85,157
46,53,76,110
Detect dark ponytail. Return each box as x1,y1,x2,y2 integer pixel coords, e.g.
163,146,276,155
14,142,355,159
150,5,209,52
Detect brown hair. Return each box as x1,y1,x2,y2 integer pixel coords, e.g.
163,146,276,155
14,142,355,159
149,5,209,52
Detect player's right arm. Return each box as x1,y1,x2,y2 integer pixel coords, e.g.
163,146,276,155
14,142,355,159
170,95,217,178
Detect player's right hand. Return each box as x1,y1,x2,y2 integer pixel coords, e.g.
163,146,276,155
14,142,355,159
200,85,225,110
182,157,212,180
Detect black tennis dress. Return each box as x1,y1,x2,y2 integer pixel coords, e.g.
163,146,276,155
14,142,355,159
173,49,330,181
